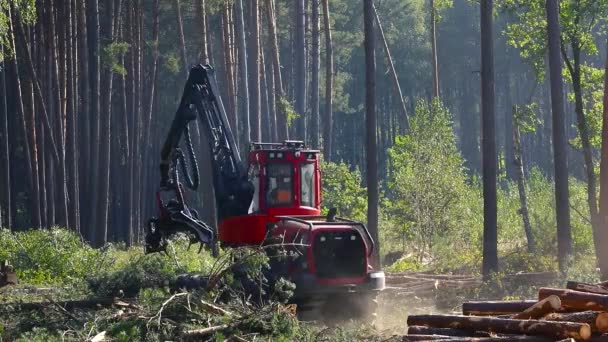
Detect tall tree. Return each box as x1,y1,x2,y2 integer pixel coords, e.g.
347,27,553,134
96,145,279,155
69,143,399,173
174,0,188,75
513,105,535,253
295,0,306,140
311,0,320,148
87,0,101,242
235,0,250,142
197,0,209,64
321,0,333,160
480,0,497,278
597,37,608,279
545,0,572,272
430,0,439,98
265,0,288,140
364,0,380,268
373,4,409,131
251,0,261,141
0,45,9,229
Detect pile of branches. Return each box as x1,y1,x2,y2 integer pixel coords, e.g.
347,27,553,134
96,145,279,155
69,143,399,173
0,245,302,341
403,279,608,341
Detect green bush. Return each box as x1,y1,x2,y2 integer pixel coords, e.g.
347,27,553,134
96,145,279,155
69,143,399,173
0,228,99,285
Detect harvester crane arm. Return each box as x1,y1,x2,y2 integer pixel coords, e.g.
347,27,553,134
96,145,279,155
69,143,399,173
146,65,254,253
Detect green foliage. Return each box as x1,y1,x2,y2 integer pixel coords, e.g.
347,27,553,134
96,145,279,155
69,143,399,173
320,160,367,222
387,99,475,262
565,64,605,148
278,96,299,127
0,228,100,285
89,235,215,296
514,103,541,134
501,0,608,80
101,41,130,75
0,0,36,61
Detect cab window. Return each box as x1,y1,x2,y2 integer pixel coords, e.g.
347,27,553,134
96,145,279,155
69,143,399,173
266,163,293,206
248,164,260,213
300,163,315,207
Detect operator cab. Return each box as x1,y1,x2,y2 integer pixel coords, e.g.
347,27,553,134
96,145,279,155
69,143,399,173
247,140,321,216
218,141,322,246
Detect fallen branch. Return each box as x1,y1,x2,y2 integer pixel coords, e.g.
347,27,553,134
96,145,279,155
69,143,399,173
182,324,230,339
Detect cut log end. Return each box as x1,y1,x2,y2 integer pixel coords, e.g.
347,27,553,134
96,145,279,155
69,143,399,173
580,324,592,340
596,312,608,333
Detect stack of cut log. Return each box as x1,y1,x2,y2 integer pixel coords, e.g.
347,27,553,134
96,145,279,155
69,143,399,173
0,260,17,288
404,280,608,341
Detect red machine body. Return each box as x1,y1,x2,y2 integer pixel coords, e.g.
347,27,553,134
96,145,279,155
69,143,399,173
148,65,383,319
218,141,384,301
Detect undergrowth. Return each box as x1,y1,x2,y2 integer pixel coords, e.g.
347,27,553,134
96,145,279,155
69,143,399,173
0,228,383,341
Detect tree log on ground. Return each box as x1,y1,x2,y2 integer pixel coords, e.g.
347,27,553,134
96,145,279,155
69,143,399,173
407,326,491,337
462,300,537,316
407,314,591,340
543,311,608,333
511,295,561,319
539,288,608,311
566,281,608,295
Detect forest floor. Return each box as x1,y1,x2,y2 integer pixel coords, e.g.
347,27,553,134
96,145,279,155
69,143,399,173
0,229,571,341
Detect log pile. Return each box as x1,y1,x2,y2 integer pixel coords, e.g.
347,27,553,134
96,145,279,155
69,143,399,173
404,279,608,341
0,260,17,287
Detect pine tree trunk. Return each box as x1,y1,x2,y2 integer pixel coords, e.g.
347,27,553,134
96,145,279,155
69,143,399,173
598,37,608,280
95,0,119,245
251,0,261,141
310,0,320,148
513,106,535,253
295,0,306,140
174,0,188,76
265,0,287,141
77,0,90,232
430,0,439,98
66,0,80,232
373,3,409,131
197,0,209,64
266,49,278,141
235,0,250,142
364,0,380,268
0,45,10,229
322,0,333,160
480,0,498,277
546,0,572,271
87,0,102,243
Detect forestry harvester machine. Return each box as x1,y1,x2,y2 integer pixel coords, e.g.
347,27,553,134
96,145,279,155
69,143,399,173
145,65,385,320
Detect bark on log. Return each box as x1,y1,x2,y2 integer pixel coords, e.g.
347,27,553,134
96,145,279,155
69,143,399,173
407,314,591,340
567,281,608,295
539,287,608,311
462,300,537,316
407,326,491,337
544,311,608,333
511,296,561,319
